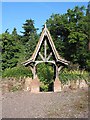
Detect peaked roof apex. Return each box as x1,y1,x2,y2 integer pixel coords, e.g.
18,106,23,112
23,24,69,66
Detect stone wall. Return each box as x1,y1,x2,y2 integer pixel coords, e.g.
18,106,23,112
1,77,25,93
1,77,89,94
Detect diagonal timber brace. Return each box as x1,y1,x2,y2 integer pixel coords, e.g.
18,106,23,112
39,52,45,61
47,52,52,61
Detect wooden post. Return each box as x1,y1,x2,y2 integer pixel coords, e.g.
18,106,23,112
56,65,59,79
54,64,56,80
58,66,63,72
54,64,59,80
54,65,63,92
44,40,47,62
33,65,36,79
55,65,63,79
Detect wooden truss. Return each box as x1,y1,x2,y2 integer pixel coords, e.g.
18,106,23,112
23,24,69,79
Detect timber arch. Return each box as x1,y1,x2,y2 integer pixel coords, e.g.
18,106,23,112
23,24,69,81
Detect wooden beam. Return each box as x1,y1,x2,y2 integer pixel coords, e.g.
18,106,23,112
33,65,36,79
29,66,36,79
47,52,52,61
29,66,33,73
44,40,47,61
35,60,56,66
58,66,63,72
39,52,45,61
55,65,58,79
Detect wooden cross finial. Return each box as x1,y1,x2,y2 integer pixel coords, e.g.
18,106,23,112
45,23,47,28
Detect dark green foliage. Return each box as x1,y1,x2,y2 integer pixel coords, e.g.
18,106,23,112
12,28,18,36
2,33,19,70
21,19,38,44
46,6,89,70
25,33,39,59
37,63,54,91
21,19,37,36
86,1,90,44
21,19,39,59
2,66,32,78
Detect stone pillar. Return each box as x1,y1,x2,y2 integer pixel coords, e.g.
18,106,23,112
54,77,62,92
31,76,40,93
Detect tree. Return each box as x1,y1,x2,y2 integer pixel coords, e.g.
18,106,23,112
12,27,18,36
25,33,39,59
46,14,69,57
46,6,88,69
5,29,9,34
85,1,90,71
21,19,39,59
21,19,38,44
2,32,20,70
86,1,90,50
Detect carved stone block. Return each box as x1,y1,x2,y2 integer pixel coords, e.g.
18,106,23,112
54,77,62,92
31,76,40,93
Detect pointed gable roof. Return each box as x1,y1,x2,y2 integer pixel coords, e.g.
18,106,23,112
23,24,69,66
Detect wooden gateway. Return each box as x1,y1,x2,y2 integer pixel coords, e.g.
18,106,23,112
23,24,69,92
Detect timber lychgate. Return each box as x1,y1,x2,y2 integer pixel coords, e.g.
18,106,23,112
23,24,69,80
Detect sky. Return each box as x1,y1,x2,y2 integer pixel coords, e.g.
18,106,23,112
2,2,88,34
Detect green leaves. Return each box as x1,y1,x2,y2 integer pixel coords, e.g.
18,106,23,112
37,63,54,91
21,19,37,38
68,32,87,43
2,31,21,70
2,66,32,78
59,68,89,84
46,5,89,69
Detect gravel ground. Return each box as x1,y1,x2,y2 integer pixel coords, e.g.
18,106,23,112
2,88,89,118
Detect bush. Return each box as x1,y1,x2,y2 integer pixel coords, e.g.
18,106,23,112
37,63,54,84
59,68,90,84
40,83,48,92
2,66,32,78
37,63,54,91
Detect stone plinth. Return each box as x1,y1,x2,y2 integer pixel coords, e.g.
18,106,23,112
54,77,62,92
24,77,32,91
31,76,40,93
